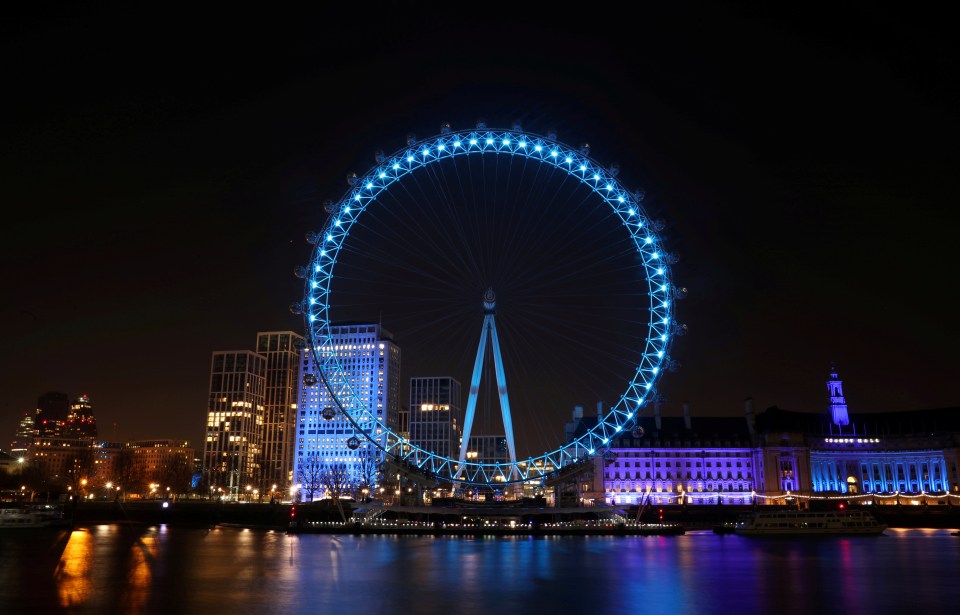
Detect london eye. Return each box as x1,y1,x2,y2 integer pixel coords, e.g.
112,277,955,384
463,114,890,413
297,120,683,488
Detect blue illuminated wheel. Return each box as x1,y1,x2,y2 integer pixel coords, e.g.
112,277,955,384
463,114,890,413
299,122,680,486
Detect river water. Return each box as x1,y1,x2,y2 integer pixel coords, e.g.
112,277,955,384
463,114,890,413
2,525,958,614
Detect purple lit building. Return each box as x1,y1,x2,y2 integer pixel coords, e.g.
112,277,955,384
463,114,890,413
593,367,960,505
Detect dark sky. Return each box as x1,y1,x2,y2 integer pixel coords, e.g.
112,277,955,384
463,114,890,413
2,3,957,453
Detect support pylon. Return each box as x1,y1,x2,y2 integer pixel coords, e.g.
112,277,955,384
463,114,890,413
456,289,517,478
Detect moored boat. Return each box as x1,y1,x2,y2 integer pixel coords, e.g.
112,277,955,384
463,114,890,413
734,508,886,536
0,505,72,529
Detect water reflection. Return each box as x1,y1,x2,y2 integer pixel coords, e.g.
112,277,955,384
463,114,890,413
56,529,94,608
2,526,958,614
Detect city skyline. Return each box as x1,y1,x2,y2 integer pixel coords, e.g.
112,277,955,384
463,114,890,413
3,4,956,451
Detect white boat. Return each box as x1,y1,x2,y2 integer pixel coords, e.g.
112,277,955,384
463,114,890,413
734,508,887,536
0,506,70,529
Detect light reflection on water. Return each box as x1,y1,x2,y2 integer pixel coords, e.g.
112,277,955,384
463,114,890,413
1,527,958,614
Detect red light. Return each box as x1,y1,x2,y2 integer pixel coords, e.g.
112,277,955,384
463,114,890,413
838,503,846,509
290,506,296,518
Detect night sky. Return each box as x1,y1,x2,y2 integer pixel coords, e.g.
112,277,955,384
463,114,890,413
2,3,956,453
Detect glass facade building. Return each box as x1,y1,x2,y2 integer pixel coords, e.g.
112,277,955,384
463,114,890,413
202,350,266,499
409,377,461,459
256,331,304,493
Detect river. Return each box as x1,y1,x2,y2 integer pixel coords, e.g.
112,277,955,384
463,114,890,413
2,525,958,614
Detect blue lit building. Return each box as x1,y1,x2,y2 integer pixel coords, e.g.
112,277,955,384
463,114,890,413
294,323,400,501
590,367,960,506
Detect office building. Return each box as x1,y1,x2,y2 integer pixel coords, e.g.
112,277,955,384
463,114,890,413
202,350,266,499
464,434,509,464
36,391,70,437
294,323,400,501
63,393,98,439
10,412,36,457
409,376,461,459
126,439,195,495
256,331,304,492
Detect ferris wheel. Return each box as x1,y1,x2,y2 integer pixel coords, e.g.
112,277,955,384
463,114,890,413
296,120,684,487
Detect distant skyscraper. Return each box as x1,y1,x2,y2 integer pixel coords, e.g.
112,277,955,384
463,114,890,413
10,412,36,457
294,323,400,501
256,331,304,492
202,350,266,499
63,394,98,439
409,377,461,459
36,391,70,437
827,365,850,426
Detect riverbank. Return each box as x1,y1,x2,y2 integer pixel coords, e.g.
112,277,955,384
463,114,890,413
52,499,960,533
287,519,687,536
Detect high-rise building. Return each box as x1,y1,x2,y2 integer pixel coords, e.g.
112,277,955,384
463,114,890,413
10,412,36,457
294,323,400,501
63,394,98,439
36,391,70,437
202,350,266,500
409,376,461,459
256,331,304,493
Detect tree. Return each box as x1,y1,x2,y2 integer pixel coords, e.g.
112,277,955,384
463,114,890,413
114,447,144,500
355,448,380,502
159,453,194,497
296,457,324,502
13,463,48,501
67,446,95,496
319,462,350,523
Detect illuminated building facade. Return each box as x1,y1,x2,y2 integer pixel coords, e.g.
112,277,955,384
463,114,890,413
10,412,36,457
256,331,304,492
202,350,266,499
595,368,960,506
409,376,461,459
601,400,760,506
790,408,957,495
294,323,400,501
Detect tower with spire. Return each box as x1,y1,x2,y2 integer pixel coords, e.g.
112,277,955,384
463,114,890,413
827,364,850,426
